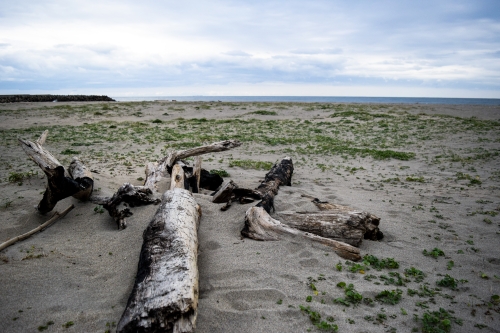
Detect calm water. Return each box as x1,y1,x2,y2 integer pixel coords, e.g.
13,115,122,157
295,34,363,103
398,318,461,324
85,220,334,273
113,96,500,105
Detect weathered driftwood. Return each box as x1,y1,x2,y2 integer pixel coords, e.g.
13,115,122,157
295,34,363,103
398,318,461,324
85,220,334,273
242,206,361,261
0,204,74,251
68,157,94,201
117,167,202,333
191,157,202,193
255,157,293,213
91,184,160,230
276,210,381,247
213,158,293,211
18,131,94,213
143,140,241,192
170,164,189,190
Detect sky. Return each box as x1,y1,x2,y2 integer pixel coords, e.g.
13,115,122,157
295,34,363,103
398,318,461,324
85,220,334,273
1,0,499,98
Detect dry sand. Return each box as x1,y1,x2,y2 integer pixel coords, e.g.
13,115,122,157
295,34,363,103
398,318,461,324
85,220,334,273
0,101,499,332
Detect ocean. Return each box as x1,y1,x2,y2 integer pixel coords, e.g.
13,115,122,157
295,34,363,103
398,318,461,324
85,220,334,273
113,96,500,105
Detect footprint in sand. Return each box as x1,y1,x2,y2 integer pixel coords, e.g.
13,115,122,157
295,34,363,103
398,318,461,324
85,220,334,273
221,289,286,311
299,258,319,267
203,241,221,250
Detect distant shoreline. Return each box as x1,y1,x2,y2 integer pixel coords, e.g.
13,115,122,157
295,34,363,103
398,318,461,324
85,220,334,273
0,95,115,103
113,95,500,105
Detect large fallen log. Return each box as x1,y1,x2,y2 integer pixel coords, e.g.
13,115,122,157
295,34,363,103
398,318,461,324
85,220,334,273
18,131,94,213
242,206,361,261
117,167,201,333
276,210,381,247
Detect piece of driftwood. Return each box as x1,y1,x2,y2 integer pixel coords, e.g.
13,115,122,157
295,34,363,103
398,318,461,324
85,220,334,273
242,206,361,261
117,168,202,333
18,131,94,213
213,157,293,211
143,140,241,192
276,210,380,247
0,204,74,251
290,195,384,244
191,157,202,193
91,184,160,230
254,157,293,213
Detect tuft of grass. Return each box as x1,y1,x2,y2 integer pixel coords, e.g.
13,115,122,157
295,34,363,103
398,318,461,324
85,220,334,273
423,248,445,259
60,148,80,155
249,110,278,116
375,289,403,304
8,170,37,185
334,282,363,306
415,308,462,333
404,267,426,283
436,274,460,290
210,169,230,177
363,255,399,270
299,305,338,332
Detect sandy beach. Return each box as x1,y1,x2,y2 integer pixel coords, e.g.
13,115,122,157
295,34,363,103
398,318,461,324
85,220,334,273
0,101,499,333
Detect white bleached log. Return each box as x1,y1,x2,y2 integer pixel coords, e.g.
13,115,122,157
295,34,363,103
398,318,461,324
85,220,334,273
242,206,361,261
276,210,381,247
117,186,202,333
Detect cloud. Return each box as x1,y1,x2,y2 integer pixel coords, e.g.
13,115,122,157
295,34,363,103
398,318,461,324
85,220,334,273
0,0,499,97
222,50,252,57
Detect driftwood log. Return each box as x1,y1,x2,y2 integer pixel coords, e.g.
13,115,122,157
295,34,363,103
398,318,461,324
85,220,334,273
255,157,293,213
18,131,93,214
276,210,381,247
117,167,201,333
144,140,242,192
212,157,293,211
242,206,361,261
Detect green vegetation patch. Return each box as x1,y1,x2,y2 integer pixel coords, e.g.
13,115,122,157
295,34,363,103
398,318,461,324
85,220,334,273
229,159,274,170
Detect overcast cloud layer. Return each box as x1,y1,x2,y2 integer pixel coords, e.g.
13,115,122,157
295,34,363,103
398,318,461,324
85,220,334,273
1,0,499,97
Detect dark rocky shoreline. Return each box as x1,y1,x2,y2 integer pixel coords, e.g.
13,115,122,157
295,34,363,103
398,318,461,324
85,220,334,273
0,94,115,103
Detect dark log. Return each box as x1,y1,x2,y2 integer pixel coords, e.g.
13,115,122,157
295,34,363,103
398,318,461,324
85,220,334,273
117,169,201,333
91,184,160,230
242,206,361,261
255,157,293,213
18,131,93,214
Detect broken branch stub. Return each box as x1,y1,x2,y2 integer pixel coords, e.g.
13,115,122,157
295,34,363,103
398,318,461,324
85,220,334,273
117,188,201,333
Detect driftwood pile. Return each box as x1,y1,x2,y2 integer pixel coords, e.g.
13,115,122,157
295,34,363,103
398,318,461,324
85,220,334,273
9,132,384,333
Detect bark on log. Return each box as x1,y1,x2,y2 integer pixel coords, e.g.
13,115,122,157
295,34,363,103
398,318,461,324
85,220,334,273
255,157,293,213
68,157,94,201
276,210,381,247
18,131,93,213
117,187,201,333
242,206,361,261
